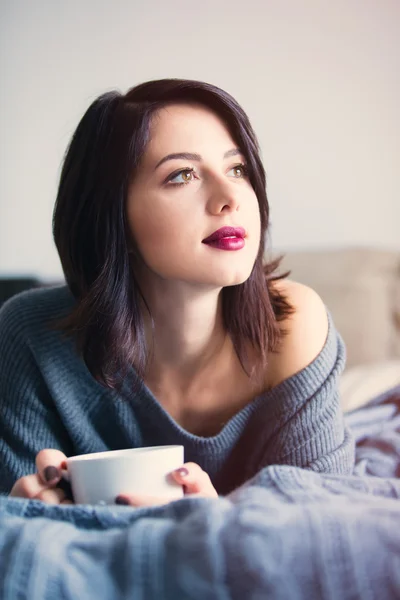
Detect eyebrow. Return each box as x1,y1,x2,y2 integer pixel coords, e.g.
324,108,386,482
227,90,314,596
154,148,243,170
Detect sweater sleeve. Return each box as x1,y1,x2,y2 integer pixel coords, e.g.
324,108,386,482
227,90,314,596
215,312,356,494
0,295,73,494
268,313,356,475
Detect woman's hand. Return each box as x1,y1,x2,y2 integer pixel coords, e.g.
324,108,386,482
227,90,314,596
115,462,218,507
9,449,73,505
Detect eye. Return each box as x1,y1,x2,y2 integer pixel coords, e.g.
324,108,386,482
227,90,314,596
228,163,248,178
167,168,196,186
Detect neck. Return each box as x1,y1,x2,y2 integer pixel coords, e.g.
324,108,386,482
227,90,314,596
139,285,234,395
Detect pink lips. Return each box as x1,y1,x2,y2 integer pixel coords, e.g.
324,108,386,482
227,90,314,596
202,226,246,251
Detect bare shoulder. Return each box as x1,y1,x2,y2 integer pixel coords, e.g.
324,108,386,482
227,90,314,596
267,279,329,387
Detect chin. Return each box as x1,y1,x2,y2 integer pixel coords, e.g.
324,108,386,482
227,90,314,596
222,274,252,287
202,267,254,288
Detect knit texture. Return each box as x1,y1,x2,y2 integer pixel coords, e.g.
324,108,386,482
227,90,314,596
0,286,355,495
1,465,399,599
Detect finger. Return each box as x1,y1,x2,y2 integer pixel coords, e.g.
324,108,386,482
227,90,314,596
36,486,68,505
10,473,47,498
115,494,170,508
56,475,74,502
35,449,68,486
170,462,218,497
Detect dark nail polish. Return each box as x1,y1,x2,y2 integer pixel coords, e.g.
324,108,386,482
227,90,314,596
115,496,130,505
44,466,60,482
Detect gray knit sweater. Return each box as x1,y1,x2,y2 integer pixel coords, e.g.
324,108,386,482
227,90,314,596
0,286,355,495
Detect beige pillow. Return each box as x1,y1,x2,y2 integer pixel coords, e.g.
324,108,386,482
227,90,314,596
340,360,400,413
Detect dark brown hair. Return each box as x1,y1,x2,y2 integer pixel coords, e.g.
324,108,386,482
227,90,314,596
52,78,293,390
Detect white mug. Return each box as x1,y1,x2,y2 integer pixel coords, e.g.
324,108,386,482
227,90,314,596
66,445,184,505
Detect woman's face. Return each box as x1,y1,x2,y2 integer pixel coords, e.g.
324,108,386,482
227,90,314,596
126,103,261,290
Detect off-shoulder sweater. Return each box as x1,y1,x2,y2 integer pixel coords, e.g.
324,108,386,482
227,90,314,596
0,285,355,495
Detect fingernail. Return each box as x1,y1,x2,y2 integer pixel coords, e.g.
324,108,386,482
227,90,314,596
175,468,189,478
115,496,130,505
44,466,60,482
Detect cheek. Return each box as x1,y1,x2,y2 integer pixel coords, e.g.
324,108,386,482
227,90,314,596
126,197,188,263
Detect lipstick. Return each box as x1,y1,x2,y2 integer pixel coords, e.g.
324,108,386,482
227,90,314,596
202,226,246,251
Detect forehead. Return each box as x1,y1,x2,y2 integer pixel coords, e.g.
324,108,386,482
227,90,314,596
142,103,236,164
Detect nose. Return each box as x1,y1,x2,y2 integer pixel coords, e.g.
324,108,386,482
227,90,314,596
206,176,241,215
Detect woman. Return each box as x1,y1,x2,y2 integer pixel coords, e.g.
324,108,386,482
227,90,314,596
0,78,354,506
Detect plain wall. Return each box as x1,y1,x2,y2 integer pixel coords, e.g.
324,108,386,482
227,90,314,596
1,0,399,280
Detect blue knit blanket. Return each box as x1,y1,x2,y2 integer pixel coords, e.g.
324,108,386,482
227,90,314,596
1,463,399,600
